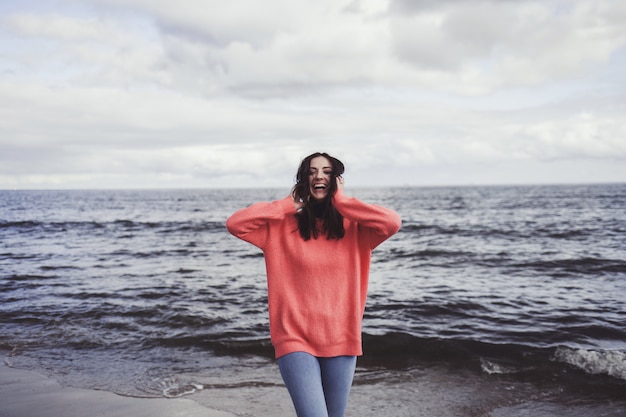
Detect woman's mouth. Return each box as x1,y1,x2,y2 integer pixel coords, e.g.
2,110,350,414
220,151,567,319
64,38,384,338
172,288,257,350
311,183,328,199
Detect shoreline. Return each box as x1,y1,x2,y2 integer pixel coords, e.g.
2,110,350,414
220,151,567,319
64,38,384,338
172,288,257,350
0,362,236,417
3,357,626,417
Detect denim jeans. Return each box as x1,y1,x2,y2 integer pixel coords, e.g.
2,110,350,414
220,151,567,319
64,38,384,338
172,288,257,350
278,352,357,417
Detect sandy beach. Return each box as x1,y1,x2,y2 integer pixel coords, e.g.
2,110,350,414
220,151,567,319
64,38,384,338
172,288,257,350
0,363,236,417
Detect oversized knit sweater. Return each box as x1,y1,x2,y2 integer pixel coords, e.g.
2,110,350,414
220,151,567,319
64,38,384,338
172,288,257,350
226,189,401,359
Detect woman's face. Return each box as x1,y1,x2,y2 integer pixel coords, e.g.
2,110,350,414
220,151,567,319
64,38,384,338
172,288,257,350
308,156,333,201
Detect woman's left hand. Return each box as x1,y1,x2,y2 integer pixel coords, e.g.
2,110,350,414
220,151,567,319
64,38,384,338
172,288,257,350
336,176,344,191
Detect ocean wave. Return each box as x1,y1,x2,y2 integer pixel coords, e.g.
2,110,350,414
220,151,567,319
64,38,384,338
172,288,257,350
387,248,474,259
0,219,225,234
128,374,207,398
163,331,626,388
359,332,626,388
513,258,626,274
553,347,626,381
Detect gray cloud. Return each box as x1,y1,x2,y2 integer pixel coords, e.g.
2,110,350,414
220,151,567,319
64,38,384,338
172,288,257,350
389,0,626,85
0,0,625,189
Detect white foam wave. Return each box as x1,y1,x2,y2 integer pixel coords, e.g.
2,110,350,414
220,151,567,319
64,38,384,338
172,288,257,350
480,358,518,375
145,376,204,398
163,381,204,398
553,347,626,380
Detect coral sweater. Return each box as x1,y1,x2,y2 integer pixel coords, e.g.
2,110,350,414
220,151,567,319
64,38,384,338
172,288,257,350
226,189,401,358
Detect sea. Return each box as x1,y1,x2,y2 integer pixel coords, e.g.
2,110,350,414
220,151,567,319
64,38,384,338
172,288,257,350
1,184,625,417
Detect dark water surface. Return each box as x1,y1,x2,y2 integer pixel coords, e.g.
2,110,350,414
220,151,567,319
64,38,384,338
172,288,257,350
1,184,625,416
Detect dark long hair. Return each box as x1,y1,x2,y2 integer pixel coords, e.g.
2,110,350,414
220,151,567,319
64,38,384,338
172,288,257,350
291,152,345,241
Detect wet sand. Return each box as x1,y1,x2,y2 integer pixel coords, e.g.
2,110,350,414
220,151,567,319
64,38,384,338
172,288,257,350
3,360,625,417
0,363,236,417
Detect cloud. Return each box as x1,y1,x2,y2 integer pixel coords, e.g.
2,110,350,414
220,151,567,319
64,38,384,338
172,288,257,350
389,0,626,92
2,13,106,40
520,112,626,160
4,0,624,95
0,0,625,189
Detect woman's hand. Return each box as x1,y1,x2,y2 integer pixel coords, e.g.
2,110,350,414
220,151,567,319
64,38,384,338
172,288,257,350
294,197,305,213
336,175,344,192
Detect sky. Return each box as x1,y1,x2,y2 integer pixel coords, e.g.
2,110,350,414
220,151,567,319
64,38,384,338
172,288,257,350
1,0,625,189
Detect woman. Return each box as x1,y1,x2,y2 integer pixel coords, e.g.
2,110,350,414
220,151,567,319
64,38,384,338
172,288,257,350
226,152,401,417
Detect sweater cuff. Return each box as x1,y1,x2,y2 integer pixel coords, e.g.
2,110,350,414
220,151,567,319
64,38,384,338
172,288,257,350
278,195,297,216
332,187,347,204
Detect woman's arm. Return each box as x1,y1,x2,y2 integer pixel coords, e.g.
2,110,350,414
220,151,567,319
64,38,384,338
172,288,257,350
226,196,296,249
332,179,401,249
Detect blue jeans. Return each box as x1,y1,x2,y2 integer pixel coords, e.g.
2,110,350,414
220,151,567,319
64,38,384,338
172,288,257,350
278,352,357,417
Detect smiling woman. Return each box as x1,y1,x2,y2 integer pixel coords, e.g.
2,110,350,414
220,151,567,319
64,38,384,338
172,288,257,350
309,157,334,200
292,152,346,241
226,152,401,417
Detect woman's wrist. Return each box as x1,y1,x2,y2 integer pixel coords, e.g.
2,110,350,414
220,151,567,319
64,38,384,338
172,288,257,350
294,197,305,213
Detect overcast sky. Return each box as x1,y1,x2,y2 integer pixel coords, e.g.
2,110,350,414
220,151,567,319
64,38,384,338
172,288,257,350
1,0,625,189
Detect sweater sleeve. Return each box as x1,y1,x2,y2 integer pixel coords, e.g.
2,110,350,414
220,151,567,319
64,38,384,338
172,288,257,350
332,188,401,249
226,196,296,250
